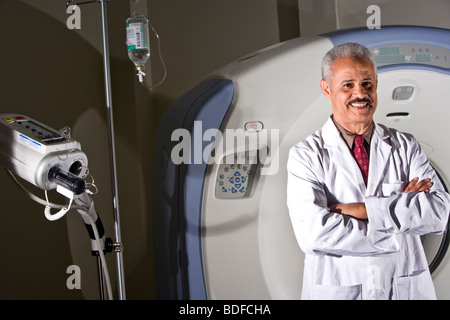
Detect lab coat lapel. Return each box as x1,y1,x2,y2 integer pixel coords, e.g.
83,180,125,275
322,118,367,191
366,124,392,195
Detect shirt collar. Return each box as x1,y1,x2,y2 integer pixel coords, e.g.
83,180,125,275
331,115,374,149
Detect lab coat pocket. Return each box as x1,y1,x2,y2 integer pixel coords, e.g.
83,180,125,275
310,284,362,300
381,182,403,196
393,270,436,300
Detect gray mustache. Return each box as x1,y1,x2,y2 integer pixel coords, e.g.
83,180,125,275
348,98,372,105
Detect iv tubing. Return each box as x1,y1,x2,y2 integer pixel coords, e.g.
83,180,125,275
74,193,113,300
137,22,167,89
100,0,126,300
84,211,113,300
5,169,86,211
5,168,113,299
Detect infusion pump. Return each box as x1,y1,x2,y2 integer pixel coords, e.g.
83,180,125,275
0,114,88,192
0,114,114,299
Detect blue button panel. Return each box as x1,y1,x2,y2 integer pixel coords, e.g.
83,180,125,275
215,151,258,199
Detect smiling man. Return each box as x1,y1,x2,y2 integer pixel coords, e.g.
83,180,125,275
287,42,450,300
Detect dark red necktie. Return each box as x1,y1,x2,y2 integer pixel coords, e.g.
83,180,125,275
353,135,369,185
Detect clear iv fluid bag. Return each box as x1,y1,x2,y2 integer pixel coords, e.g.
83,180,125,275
126,2,150,70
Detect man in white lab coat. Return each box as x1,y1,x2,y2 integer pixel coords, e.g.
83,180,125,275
287,42,450,300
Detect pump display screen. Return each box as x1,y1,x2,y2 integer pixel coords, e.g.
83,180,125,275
10,120,64,144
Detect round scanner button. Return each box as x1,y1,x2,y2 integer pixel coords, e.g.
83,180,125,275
244,121,263,132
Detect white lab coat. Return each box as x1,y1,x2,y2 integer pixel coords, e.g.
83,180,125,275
287,116,450,300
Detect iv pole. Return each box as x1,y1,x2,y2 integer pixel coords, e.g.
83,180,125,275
99,0,126,301
66,0,126,300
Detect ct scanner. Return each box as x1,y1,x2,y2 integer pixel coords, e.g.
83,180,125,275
152,26,450,299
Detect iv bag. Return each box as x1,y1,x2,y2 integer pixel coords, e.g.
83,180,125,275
126,0,166,87
126,0,150,71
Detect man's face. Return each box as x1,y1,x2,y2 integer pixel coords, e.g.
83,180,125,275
320,55,378,131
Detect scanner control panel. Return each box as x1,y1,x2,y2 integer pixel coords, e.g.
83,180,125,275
372,43,450,68
215,151,258,199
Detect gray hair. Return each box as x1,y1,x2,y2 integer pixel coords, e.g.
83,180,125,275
321,43,377,81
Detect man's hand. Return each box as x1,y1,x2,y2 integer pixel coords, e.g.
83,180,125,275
330,203,367,220
402,177,432,193
329,178,432,220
